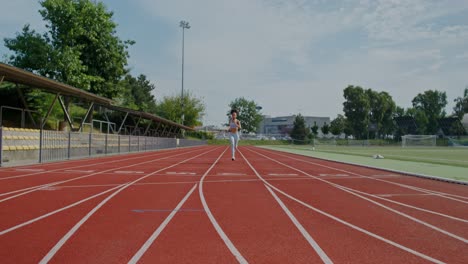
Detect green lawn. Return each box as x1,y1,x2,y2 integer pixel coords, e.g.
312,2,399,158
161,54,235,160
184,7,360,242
278,145,468,168
262,145,468,182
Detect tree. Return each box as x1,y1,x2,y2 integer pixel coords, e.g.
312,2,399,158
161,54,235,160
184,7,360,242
453,87,468,120
311,121,319,137
155,91,205,127
412,90,447,134
4,0,133,98
321,122,330,136
364,89,397,139
227,97,263,133
343,85,370,139
406,108,429,134
290,114,310,143
118,74,157,113
330,114,345,136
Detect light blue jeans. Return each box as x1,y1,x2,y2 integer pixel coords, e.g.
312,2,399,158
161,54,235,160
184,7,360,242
229,132,239,158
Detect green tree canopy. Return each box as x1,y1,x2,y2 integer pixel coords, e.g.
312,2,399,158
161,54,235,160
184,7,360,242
4,0,133,98
366,90,396,138
406,107,429,134
412,90,447,134
155,92,205,127
118,74,157,113
290,114,310,143
227,97,263,133
321,122,330,136
330,114,345,136
453,87,468,120
343,85,370,139
311,121,319,137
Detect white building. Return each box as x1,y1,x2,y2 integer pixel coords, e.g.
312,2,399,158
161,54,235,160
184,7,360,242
257,115,330,137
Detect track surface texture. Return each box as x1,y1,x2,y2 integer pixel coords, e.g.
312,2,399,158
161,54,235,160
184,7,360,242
0,146,467,263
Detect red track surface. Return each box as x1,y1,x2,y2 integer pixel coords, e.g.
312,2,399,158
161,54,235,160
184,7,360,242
0,146,467,263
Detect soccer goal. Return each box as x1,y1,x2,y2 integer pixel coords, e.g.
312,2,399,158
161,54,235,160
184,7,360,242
401,135,436,147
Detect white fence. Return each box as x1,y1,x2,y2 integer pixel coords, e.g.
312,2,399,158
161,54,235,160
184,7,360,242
0,127,206,166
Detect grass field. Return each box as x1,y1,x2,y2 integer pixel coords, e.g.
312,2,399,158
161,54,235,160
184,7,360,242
287,145,468,168
263,144,468,182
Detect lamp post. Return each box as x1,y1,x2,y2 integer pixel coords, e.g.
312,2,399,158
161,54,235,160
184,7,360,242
180,20,190,125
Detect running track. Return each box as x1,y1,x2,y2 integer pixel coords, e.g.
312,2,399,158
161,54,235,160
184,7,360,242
0,146,467,263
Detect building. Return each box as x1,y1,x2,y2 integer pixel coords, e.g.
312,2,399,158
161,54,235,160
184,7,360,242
257,115,330,137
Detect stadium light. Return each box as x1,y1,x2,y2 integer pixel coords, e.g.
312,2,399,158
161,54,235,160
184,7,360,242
180,20,190,125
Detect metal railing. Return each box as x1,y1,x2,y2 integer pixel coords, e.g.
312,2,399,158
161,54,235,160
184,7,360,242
0,106,38,128
0,127,206,166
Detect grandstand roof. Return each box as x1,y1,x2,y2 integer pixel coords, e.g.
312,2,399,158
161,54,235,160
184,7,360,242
0,62,193,132
0,63,112,105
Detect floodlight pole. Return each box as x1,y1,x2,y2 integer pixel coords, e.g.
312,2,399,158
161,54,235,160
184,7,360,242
180,20,190,126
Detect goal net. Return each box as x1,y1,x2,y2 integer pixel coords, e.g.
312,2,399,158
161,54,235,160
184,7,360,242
401,135,436,147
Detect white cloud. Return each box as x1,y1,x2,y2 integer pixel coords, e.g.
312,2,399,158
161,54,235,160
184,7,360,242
131,0,468,125
2,0,467,126
456,52,468,60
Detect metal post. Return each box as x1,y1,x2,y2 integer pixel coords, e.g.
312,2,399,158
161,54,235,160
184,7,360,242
67,131,71,160
137,136,140,152
103,111,115,133
128,134,131,152
78,102,94,132
118,135,121,153
181,27,185,125
58,96,75,131
132,116,142,135
117,112,129,134
16,84,37,127
144,121,152,136
42,94,59,129
89,133,92,157
21,109,25,128
105,134,108,154
180,20,190,125
39,122,43,163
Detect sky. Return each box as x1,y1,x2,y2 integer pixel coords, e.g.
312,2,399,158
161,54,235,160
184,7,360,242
1,0,468,126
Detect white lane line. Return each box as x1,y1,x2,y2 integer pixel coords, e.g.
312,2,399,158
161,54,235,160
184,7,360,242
377,193,435,197
268,173,298,176
240,151,333,263
114,171,145,174
319,174,348,177
39,147,219,264
0,148,204,203
65,170,95,173
128,184,198,264
0,146,206,181
199,147,248,264
0,185,123,235
259,148,468,203
38,187,62,191
407,186,468,201
264,185,333,264
166,172,196,175
240,149,446,264
15,169,45,172
339,186,468,223
217,173,246,176
249,148,468,240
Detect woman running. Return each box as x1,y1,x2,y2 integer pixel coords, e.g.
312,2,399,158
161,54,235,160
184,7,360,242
228,109,241,160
